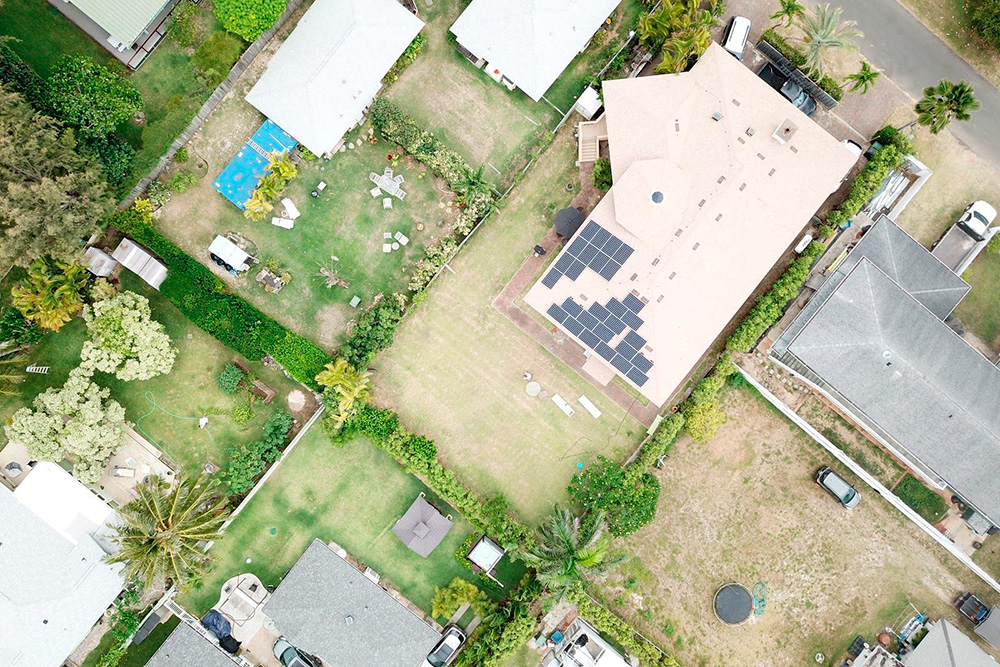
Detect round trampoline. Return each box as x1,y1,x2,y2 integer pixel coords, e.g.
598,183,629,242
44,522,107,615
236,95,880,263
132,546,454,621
714,583,753,625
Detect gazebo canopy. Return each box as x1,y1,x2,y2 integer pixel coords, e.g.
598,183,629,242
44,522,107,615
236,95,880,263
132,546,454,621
555,207,584,238
392,495,453,558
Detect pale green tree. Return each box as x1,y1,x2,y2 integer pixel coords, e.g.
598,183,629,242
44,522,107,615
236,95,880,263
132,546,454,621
316,357,371,429
80,290,176,381
5,367,127,482
795,3,862,75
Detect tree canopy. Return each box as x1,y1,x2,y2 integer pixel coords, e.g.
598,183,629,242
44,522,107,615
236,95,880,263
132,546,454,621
81,290,177,381
213,0,287,41
914,79,981,134
0,86,113,266
48,56,143,138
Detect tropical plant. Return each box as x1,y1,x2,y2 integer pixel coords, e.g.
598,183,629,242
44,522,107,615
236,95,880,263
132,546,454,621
794,3,862,75
0,353,27,396
243,191,273,220
521,506,626,596
107,474,230,589
147,180,171,207
267,150,297,182
5,367,127,482
431,577,493,620
217,363,245,394
639,0,721,75
213,0,287,41
456,164,490,198
972,0,1000,49
845,60,880,94
912,79,981,134
47,56,143,138
11,258,89,331
0,306,42,347
80,291,176,381
770,0,805,28
568,457,661,537
592,157,612,191
168,169,198,193
317,357,372,429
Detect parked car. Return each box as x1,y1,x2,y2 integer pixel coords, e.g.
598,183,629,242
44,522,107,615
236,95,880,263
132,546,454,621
780,78,817,117
422,626,467,667
815,466,860,509
722,16,751,60
956,200,997,243
956,592,991,625
273,638,321,667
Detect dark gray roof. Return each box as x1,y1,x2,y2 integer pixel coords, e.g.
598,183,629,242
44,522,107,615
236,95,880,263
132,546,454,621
263,540,441,667
784,258,1000,523
145,623,237,667
906,620,997,667
392,495,454,558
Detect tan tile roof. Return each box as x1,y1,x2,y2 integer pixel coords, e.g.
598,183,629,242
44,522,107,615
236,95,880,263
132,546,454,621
525,43,857,406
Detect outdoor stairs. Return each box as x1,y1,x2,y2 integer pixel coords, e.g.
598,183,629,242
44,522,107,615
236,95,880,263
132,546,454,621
577,115,607,165
25,365,49,374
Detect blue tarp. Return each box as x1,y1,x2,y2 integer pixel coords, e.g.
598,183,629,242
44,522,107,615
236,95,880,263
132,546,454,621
212,119,297,209
200,609,232,640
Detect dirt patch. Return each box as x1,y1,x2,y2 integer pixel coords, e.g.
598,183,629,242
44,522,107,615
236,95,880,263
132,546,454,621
287,390,307,413
313,304,350,349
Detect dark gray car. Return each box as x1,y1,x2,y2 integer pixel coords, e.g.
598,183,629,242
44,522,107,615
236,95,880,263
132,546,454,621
273,638,321,667
780,79,818,117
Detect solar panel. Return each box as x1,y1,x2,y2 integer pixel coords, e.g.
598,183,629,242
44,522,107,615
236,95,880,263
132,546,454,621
547,304,568,324
567,237,587,256
564,318,584,336
593,322,614,343
577,311,599,330
562,298,583,317
578,243,599,263
615,342,637,360
593,227,612,247
589,303,610,321
595,342,615,360
610,354,631,373
605,317,626,335
626,368,649,387
580,221,599,241
565,259,586,280
542,270,561,288
554,254,574,272
590,252,610,273
598,260,622,281
580,331,600,348
603,237,623,255
613,245,634,264
622,311,644,330
623,294,645,313
606,298,627,317
633,354,653,373
624,331,645,349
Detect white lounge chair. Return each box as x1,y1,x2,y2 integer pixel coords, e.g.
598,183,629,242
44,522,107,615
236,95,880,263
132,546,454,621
394,232,409,246
271,217,294,229
281,198,300,220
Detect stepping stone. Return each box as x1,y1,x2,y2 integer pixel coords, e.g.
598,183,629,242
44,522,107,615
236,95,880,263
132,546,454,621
348,142,355,149
339,146,346,152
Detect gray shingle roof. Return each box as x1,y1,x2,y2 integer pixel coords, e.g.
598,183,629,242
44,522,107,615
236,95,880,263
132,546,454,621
903,620,997,667
145,623,239,667
783,257,1000,523
263,540,440,667
392,495,454,558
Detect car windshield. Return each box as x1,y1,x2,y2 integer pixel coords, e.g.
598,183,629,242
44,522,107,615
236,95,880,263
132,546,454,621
428,640,457,667
974,211,989,224
279,647,298,666
841,487,857,504
793,91,808,107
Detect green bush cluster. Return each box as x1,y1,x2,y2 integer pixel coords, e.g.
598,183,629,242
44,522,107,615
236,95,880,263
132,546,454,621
679,356,737,443
895,474,949,523
726,241,825,353
339,294,406,369
168,169,198,193
94,588,141,667
871,125,914,156
972,0,1000,49
431,576,494,620
0,306,43,346
0,43,51,114
347,403,532,549
454,576,542,667
384,33,427,83
192,31,245,86
213,0,287,41
168,0,202,48
87,135,136,188
759,29,844,101
111,205,330,387
592,157,612,191
825,144,903,228
222,411,293,494
569,457,660,537
566,585,679,666
369,99,497,291
217,363,244,394
48,56,143,139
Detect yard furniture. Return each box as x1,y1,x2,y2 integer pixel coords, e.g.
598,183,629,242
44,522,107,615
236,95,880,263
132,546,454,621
394,232,409,246
271,217,294,229
392,242,400,250
114,468,136,478
383,198,393,210
466,535,506,587
577,395,601,418
317,181,327,191
382,243,392,253
369,168,408,199
281,198,300,220
370,186,382,197
393,493,454,557
394,174,405,184
383,232,392,239
551,393,575,416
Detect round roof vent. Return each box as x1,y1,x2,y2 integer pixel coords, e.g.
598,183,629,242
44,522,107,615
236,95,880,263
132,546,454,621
651,191,664,204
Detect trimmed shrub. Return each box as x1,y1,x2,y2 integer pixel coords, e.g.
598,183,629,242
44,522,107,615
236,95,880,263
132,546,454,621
339,295,405,369
168,169,198,193
0,43,51,114
569,457,660,537
972,0,1000,49
681,398,727,443
223,439,281,494
174,146,189,164
213,0,287,41
217,363,244,394
592,157,612,191
826,144,902,228
872,125,913,156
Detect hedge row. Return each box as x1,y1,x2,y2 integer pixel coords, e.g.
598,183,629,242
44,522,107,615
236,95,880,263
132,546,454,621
825,144,903,228
454,576,543,667
348,403,532,549
566,585,679,667
369,99,497,292
111,205,330,387
0,43,52,115
760,29,844,101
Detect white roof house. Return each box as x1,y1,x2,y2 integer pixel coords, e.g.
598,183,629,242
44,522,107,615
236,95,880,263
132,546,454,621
0,463,124,667
450,0,622,102
112,238,167,290
246,0,424,156
525,43,857,407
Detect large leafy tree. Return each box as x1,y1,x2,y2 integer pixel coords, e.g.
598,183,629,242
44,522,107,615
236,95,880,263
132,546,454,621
521,506,626,597
316,357,371,429
213,0,287,41
914,79,981,134
11,258,89,331
795,3,862,75
80,290,177,381
0,86,113,266
108,475,230,590
5,367,128,483
48,56,143,138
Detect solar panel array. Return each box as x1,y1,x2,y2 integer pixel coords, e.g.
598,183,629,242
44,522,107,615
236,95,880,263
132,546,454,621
541,221,635,288
547,294,652,387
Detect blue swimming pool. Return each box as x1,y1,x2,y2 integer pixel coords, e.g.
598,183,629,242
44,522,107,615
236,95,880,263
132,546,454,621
212,120,297,209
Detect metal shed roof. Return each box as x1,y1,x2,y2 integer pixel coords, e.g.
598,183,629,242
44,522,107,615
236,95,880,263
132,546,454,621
69,0,172,46
112,238,167,290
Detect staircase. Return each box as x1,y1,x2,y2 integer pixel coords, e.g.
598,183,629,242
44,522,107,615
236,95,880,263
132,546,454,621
577,115,608,164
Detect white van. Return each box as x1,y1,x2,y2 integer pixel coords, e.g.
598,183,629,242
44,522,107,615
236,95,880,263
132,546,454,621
722,16,752,61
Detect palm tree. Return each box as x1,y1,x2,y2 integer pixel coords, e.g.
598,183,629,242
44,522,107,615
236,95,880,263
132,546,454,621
316,357,372,429
913,79,981,134
242,192,273,221
107,475,230,590
845,61,880,94
795,3,862,75
0,353,27,397
267,151,297,182
637,2,684,47
456,165,491,199
521,506,626,596
11,258,88,331
770,0,806,28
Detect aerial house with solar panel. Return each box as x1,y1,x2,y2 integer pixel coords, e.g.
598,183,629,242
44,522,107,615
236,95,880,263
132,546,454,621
525,43,858,408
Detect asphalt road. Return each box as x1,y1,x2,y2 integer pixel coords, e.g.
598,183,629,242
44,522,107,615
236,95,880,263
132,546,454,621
819,0,1000,170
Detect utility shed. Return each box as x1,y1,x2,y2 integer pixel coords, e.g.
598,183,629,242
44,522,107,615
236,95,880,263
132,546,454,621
112,238,167,290
263,540,441,667
63,0,172,47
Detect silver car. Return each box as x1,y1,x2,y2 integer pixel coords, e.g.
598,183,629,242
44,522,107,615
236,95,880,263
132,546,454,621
273,638,321,667
422,626,467,667
815,466,861,509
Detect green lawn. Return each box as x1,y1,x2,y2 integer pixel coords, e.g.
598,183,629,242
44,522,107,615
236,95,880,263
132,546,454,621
182,425,524,616
156,122,450,349
893,475,950,524
0,270,304,475
0,0,236,193
81,616,181,667
956,250,1000,349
